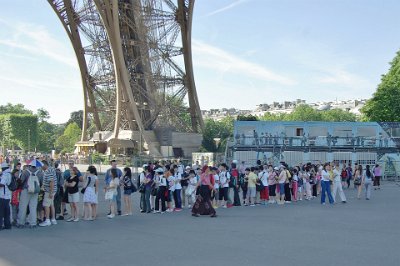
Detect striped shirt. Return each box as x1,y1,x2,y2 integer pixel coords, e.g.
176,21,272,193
43,167,57,193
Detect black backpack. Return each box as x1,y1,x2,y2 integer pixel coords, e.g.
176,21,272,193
2,171,17,192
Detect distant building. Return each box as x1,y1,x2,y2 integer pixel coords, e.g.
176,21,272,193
202,99,367,121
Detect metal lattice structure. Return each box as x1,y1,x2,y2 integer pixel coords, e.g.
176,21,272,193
48,0,203,153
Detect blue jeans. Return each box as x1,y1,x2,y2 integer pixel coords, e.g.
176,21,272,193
321,181,334,204
173,189,182,209
144,187,152,212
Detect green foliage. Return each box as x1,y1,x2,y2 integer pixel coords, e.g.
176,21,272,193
362,50,400,121
0,103,33,115
201,116,234,152
37,121,62,152
36,108,50,122
67,110,84,129
259,105,357,122
55,122,82,153
0,114,38,151
237,114,258,121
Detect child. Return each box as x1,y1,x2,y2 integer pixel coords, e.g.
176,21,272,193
187,170,197,208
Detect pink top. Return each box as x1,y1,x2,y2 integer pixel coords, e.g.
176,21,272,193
374,167,381,176
200,173,212,186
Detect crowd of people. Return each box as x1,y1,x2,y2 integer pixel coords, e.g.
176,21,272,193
0,157,382,230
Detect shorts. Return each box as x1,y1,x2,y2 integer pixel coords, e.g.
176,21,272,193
42,192,54,207
68,192,79,203
124,189,132,196
279,183,285,195
269,184,276,197
219,187,229,201
247,187,256,198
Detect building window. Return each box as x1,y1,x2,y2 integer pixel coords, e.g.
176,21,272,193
296,128,304,136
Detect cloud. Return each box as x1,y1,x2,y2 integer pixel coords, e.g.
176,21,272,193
192,39,296,86
206,0,251,17
0,20,77,68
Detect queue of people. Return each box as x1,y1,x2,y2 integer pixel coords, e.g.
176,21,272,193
0,158,380,230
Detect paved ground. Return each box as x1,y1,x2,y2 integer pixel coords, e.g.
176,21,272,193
1,181,399,266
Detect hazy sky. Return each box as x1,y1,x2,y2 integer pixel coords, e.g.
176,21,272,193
1,0,400,123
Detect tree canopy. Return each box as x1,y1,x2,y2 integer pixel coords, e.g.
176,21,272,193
361,50,400,121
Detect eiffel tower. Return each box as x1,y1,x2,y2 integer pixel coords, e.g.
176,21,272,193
48,0,203,156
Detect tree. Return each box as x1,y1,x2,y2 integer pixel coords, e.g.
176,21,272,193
0,103,32,115
321,109,357,122
237,114,258,121
286,105,323,121
201,116,234,152
67,110,84,129
0,114,38,151
36,108,50,122
362,50,400,121
55,122,82,153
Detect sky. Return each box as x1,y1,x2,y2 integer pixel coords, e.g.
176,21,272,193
1,0,400,124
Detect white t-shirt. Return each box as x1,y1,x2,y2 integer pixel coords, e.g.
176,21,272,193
214,174,220,189
292,174,298,182
174,173,182,190
321,170,331,182
168,175,175,191
333,168,341,182
259,171,269,186
0,170,12,199
219,171,230,188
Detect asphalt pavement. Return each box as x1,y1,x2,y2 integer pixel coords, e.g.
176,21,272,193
1,181,399,266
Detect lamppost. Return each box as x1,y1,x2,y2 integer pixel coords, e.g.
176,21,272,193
28,129,30,155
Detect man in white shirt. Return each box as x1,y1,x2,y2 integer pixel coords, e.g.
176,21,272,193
0,162,12,230
218,163,230,208
211,167,219,209
259,165,269,205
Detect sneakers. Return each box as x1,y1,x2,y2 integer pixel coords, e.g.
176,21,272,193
56,216,64,220
50,219,57,225
39,220,51,227
250,204,255,207
174,208,182,212
107,214,115,219
166,209,173,213
73,218,79,222
222,205,227,208
66,217,74,222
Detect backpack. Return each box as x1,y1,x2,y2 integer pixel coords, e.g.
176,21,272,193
341,169,347,178
229,169,238,187
27,170,40,194
7,172,17,192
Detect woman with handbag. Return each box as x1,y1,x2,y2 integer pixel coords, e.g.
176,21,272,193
105,169,119,218
122,167,135,216
82,166,98,221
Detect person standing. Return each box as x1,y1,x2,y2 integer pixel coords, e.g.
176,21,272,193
17,161,43,228
373,164,381,190
57,160,81,220
0,162,12,230
105,160,123,216
346,163,353,189
122,167,134,216
363,165,373,200
83,166,99,220
259,165,269,205
267,166,277,204
332,162,346,203
172,165,182,211
191,165,217,218
180,166,190,208
38,160,57,227
230,162,241,206
218,163,230,208
65,167,80,222
154,168,167,213
143,167,154,213
245,167,257,206
277,165,287,205
355,165,363,199
321,163,334,205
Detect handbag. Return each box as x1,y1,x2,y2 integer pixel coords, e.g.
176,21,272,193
138,184,145,193
105,190,114,200
130,184,137,193
354,178,361,186
81,176,91,194
151,187,158,196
